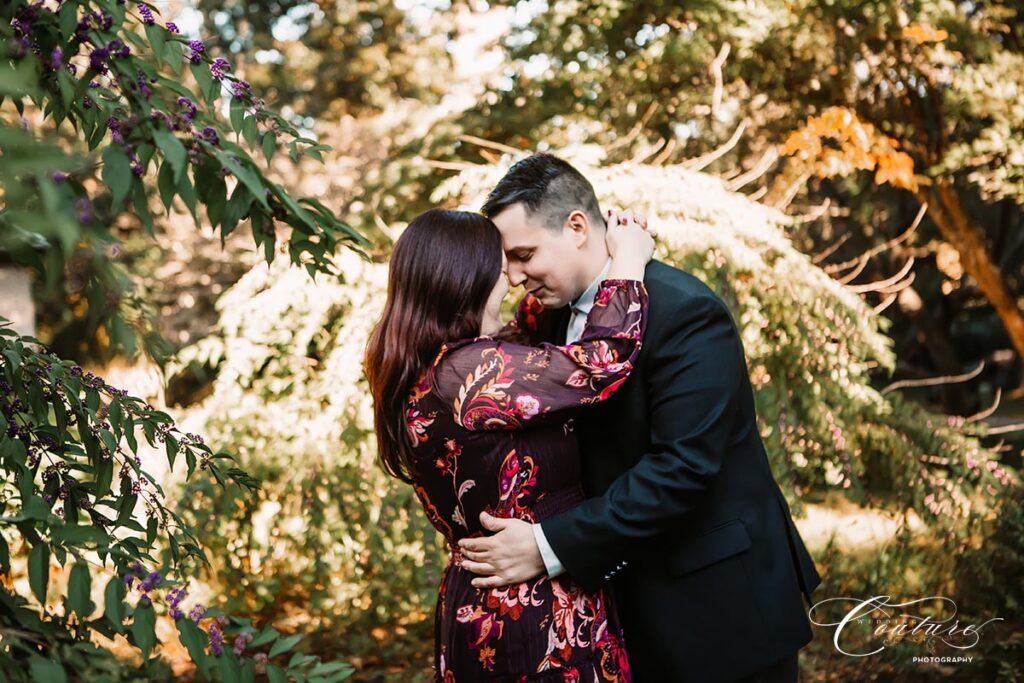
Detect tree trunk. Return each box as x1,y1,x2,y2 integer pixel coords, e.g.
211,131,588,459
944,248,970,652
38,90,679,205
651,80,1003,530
919,178,1024,391
895,283,968,414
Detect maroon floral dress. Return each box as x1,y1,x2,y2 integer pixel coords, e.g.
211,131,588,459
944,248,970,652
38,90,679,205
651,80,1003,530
404,279,648,682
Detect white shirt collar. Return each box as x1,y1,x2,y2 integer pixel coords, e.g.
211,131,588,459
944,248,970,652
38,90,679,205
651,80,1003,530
570,258,613,316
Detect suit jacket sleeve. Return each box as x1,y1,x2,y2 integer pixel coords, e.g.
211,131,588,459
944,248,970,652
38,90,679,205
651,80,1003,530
539,293,747,591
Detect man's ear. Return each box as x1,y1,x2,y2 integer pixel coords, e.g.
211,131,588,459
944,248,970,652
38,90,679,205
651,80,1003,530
565,210,591,248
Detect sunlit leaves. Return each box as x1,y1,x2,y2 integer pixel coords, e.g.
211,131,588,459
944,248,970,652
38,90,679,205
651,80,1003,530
780,107,919,192
902,24,949,44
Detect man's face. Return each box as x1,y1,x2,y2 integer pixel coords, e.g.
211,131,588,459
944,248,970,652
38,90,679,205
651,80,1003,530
490,203,589,309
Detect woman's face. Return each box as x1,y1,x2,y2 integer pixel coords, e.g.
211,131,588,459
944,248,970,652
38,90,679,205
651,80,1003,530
480,251,510,335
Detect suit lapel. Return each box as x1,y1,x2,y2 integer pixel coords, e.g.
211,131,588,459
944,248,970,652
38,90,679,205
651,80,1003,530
533,305,571,345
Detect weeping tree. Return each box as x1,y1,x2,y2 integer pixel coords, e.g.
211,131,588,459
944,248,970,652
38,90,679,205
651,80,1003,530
438,153,1014,516
1,0,366,679
391,0,1024,399
165,152,1018,671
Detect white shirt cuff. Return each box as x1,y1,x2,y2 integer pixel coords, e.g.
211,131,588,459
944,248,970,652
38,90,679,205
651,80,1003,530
532,523,565,578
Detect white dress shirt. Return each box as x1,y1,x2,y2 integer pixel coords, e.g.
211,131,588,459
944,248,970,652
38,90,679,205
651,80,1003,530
532,259,612,578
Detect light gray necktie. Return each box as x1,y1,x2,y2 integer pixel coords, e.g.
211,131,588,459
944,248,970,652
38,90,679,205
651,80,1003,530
565,305,588,344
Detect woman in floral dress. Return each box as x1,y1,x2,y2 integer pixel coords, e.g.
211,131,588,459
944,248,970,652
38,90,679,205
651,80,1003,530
365,208,652,682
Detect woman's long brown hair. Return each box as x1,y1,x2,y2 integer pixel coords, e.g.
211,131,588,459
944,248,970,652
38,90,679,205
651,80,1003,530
365,209,503,483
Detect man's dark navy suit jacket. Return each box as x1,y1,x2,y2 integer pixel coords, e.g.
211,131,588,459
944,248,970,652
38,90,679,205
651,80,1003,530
529,260,822,682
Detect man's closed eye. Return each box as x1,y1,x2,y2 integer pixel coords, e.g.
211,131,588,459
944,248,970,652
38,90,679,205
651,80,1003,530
511,250,534,263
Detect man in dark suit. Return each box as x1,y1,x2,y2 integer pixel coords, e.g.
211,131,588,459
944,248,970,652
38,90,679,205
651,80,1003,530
458,153,821,682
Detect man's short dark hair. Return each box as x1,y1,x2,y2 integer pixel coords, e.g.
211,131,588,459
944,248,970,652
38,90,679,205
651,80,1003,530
481,153,603,231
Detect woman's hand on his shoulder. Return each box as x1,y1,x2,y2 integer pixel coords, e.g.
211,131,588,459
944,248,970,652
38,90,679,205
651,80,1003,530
605,208,656,278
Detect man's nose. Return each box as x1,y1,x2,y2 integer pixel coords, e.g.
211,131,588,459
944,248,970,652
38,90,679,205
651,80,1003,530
507,263,527,288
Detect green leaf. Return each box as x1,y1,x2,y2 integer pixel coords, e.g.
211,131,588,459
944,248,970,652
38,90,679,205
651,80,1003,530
302,144,328,162
154,129,187,182
102,146,132,207
104,575,126,633
217,652,243,683
309,662,354,676
135,143,156,172
166,436,179,469
53,395,68,442
230,98,245,134
132,601,157,660
288,653,315,668
68,560,92,619
146,515,158,545
81,423,101,464
221,184,252,236
177,618,213,675
177,166,199,223
144,24,167,67
99,430,118,458
125,417,138,454
207,76,222,107
109,400,124,436
266,665,288,683
58,2,77,37
3,439,28,467
249,626,279,648
0,533,9,573
141,419,155,447
274,187,318,233
29,542,49,604
191,62,215,108
165,38,183,73
57,70,74,109
51,524,107,546
158,159,177,212
242,115,258,147
96,457,114,498
206,176,228,228
133,178,155,235
268,633,302,659
116,494,138,526
29,656,67,683
262,132,276,163
215,152,269,210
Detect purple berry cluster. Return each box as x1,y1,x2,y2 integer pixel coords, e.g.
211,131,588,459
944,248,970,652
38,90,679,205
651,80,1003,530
210,57,231,81
187,39,205,64
123,561,164,607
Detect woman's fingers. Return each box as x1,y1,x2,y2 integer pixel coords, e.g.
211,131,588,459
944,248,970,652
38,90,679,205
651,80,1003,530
606,208,649,229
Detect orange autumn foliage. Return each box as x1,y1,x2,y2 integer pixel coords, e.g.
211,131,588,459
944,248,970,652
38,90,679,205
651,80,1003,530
902,24,950,44
780,106,919,192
